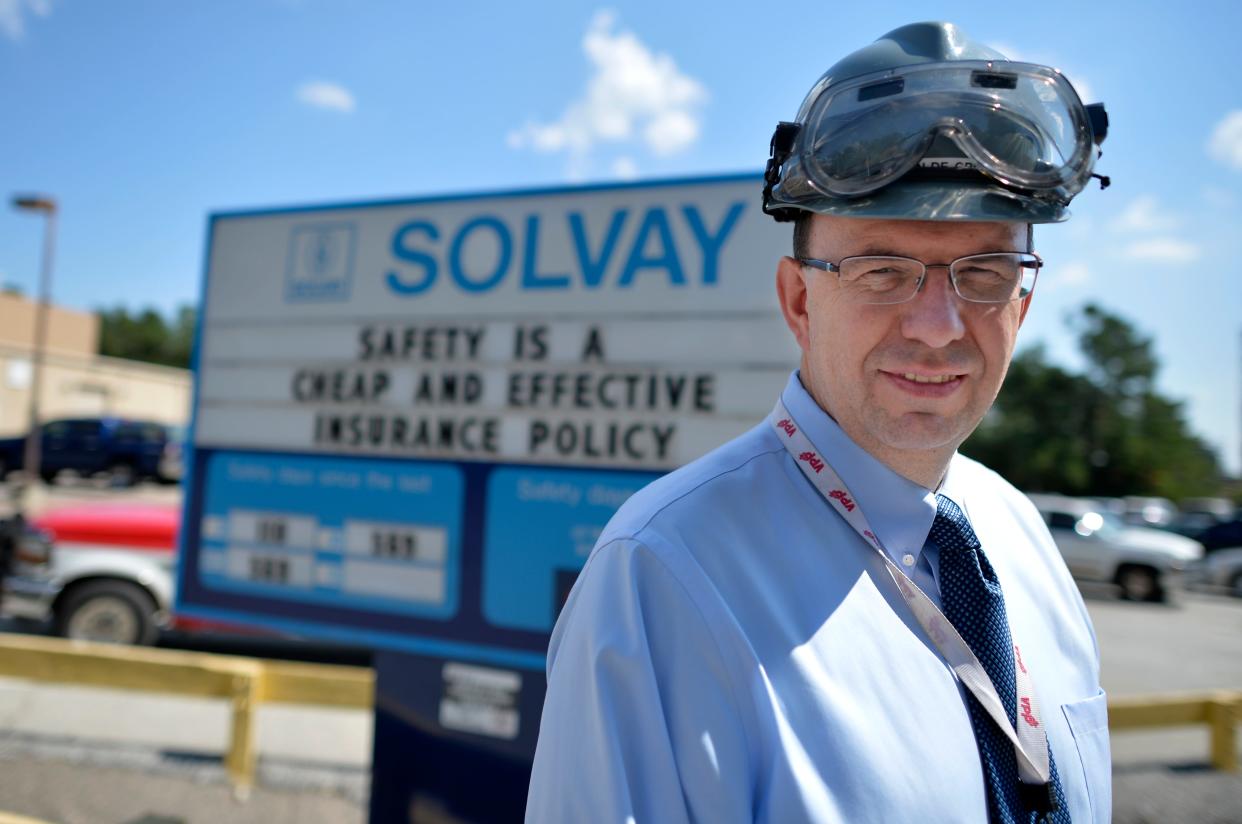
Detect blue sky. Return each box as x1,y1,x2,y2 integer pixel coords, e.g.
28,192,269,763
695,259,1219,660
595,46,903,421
1,0,1239,474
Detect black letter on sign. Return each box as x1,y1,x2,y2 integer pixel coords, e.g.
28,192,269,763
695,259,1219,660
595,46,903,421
581,326,605,362
515,325,549,361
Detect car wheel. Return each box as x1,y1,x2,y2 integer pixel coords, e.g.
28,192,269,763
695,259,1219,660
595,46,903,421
1115,564,1163,602
39,468,58,485
108,462,137,488
55,580,159,645
1229,572,1242,599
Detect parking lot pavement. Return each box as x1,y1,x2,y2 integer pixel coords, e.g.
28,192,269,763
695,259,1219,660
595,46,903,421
0,675,370,823
1114,765,1242,824
1086,590,1242,822
0,756,364,824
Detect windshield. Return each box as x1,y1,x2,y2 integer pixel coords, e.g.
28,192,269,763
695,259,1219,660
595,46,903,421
1076,510,1125,538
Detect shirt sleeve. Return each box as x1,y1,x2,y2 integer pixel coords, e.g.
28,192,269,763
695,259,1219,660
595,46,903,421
525,537,754,824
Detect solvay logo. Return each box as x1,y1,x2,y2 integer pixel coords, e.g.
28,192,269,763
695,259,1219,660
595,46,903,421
1019,696,1040,727
798,451,825,474
776,418,796,437
285,222,357,302
384,202,747,298
828,489,856,512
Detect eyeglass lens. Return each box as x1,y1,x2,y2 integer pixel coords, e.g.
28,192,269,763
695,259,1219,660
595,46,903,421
836,254,1037,304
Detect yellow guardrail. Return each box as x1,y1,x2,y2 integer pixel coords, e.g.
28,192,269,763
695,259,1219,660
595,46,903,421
0,632,1236,794
0,632,372,793
1109,690,1241,772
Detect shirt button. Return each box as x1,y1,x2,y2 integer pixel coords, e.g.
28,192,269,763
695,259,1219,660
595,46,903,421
902,553,916,567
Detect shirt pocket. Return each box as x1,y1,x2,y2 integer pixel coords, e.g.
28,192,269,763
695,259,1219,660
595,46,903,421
1061,689,1112,823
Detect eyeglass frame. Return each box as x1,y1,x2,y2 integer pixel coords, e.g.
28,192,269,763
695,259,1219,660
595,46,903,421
796,251,1043,305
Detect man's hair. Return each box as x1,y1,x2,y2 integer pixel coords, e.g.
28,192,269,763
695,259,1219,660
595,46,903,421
790,213,1035,258
792,212,814,260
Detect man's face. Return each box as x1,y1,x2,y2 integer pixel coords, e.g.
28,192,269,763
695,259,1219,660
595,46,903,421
776,214,1031,473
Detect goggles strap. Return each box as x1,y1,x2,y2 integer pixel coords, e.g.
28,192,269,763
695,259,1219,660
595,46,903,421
762,121,803,222
1086,103,1109,145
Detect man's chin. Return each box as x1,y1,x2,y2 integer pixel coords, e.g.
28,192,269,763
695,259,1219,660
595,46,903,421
869,410,971,454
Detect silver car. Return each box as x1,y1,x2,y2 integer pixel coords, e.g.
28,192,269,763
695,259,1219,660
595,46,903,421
1028,493,1204,603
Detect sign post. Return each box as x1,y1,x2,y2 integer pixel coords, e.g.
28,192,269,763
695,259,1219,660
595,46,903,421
177,174,795,821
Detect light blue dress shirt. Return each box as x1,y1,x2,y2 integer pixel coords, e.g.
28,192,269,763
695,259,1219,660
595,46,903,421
527,372,1111,823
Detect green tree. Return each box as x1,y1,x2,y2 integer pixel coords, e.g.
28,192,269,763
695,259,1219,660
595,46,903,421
97,304,197,369
963,303,1223,498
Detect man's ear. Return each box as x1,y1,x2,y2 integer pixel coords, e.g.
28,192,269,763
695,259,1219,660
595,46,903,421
776,256,811,352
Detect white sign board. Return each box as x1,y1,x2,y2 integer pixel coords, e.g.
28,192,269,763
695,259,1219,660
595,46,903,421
178,174,797,662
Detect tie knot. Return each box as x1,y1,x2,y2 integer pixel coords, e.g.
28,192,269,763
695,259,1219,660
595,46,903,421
931,494,981,552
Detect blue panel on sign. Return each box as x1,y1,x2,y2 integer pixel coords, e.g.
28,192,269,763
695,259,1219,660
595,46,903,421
482,466,659,632
199,451,464,620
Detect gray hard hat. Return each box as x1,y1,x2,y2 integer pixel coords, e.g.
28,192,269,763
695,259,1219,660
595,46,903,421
762,22,1109,224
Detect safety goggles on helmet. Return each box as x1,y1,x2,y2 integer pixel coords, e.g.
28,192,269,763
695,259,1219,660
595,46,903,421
764,60,1110,221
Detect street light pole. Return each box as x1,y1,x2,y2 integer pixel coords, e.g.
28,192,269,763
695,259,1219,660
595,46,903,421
11,194,58,485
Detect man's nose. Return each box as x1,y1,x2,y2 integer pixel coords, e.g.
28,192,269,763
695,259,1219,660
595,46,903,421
899,267,966,348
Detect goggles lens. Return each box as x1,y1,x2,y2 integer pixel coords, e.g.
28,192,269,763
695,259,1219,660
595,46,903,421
798,62,1093,200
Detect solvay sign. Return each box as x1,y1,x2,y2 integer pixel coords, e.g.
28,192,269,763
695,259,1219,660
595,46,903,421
180,173,797,821
179,172,795,667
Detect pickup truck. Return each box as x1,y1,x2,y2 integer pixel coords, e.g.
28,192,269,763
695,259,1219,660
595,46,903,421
0,417,178,485
2,502,177,644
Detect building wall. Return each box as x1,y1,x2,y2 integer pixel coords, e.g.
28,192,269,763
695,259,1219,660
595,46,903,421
0,291,99,358
0,293,190,434
0,346,190,434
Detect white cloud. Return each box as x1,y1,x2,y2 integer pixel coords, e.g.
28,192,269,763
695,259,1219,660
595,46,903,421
1123,238,1201,264
611,156,638,179
1111,195,1179,233
1207,110,1242,171
0,0,51,40
296,81,356,113
507,10,707,171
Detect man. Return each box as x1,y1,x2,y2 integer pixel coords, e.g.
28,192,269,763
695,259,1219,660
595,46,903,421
528,22,1112,823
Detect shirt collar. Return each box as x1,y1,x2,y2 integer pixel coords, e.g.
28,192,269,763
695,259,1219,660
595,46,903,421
780,370,939,567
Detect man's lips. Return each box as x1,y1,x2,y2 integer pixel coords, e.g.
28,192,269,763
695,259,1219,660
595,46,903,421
879,369,967,397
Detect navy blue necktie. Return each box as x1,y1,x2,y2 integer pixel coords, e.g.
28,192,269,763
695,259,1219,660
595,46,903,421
931,494,1070,823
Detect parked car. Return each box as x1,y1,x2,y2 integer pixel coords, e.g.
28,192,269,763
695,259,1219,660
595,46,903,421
0,417,180,485
1190,517,1242,554
1120,495,1179,529
1161,499,1235,540
156,425,188,484
1190,547,1242,598
1027,493,1204,603
1,502,178,644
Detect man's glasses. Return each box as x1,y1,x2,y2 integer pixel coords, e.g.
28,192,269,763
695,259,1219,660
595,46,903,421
797,252,1042,305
